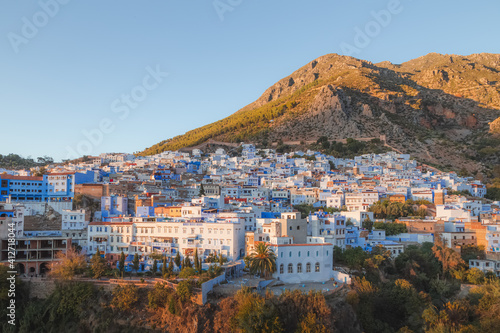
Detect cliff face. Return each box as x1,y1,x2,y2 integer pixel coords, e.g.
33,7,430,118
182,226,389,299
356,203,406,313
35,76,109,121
140,53,500,176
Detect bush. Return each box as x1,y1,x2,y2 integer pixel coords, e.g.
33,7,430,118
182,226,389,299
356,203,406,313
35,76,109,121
179,267,196,278
111,284,139,311
176,280,193,302
148,282,172,309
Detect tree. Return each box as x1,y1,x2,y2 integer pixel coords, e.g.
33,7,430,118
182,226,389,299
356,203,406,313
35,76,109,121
344,246,368,271
199,183,205,196
461,245,486,262
219,254,225,266
168,296,178,315
118,251,126,277
50,247,87,280
362,218,374,232
174,252,181,268
194,250,200,273
373,222,407,236
162,256,167,277
248,243,277,278
183,256,192,269
432,235,464,278
467,268,485,285
132,253,140,274
179,267,196,278
111,284,139,311
176,280,192,302
168,256,174,275
148,282,172,310
90,249,106,279
297,312,327,333
152,259,158,276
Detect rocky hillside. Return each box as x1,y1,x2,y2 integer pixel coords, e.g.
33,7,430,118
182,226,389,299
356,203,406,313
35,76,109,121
140,53,500,177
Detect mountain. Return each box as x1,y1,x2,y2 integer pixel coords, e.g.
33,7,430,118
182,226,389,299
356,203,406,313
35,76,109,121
139,53,500,177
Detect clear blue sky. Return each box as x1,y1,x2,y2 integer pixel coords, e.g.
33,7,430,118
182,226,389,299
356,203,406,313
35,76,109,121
1,0,499,161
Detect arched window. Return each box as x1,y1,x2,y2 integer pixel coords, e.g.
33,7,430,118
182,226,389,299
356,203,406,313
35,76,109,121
297,263,302,273
280,264,284,274
306,263,311,273
288,263,293,273
315,262,320,272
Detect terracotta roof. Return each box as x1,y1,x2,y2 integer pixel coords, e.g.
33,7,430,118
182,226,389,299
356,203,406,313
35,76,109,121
0,175,43,181
272,243,333,247
89,222,134,225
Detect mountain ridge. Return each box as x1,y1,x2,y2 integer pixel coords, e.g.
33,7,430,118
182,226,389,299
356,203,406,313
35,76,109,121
139,52,500,178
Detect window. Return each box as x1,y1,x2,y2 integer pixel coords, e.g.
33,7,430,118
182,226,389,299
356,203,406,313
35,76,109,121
297,263,302,273
280,264,284,274
288,263,293,274
315,262,320,272
280,252,283,258
306,263,311,273
289,251,292,257
307,251,310,257
298,251,301,257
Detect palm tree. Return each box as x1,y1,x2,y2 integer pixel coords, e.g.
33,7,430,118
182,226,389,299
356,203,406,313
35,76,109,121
248,243,277,278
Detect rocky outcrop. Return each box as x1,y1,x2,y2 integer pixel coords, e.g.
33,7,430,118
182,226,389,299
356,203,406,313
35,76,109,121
141,52,500,176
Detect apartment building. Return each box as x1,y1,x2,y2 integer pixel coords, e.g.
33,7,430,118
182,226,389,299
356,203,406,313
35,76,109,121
88,218,246,261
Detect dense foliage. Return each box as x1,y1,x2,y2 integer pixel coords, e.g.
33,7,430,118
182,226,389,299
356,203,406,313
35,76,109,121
373,221,408,236
293,204,340,219
368,199,430,220
312,137,390,158
0,154,53,170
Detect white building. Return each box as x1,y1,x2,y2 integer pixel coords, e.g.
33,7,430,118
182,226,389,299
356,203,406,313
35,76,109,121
272,243,334,283
61,209,90,249
308,213,346,248
469,259,500,277
342,211,374,227
0,203,25,238
88,218,246,261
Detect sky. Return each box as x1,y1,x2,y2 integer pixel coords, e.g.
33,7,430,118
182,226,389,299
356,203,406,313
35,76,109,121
1,0,499,161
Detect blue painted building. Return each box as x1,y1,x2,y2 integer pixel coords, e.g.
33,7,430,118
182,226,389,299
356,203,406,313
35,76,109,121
136,206,154,217
0,175,45,202
101,195,129,217
44,171,95,202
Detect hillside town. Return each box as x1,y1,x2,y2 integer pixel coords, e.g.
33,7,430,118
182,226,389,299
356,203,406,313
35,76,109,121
2,144,499,285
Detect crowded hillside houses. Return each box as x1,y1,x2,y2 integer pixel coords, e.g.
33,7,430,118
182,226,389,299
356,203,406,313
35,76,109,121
1,146,500,281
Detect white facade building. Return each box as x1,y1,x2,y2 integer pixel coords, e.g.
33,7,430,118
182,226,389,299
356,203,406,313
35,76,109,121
272,243,334,283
